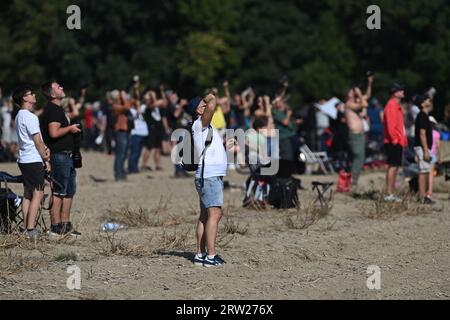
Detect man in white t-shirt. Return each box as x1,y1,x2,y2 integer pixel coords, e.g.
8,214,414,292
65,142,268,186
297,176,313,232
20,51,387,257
13,86,50,239
192,94,228,268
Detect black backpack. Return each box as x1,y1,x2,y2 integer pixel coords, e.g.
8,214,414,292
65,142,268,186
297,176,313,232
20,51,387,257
180,123,213,174
269,177,300,209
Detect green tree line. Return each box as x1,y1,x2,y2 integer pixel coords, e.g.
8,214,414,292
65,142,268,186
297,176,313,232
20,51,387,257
0,0,449,115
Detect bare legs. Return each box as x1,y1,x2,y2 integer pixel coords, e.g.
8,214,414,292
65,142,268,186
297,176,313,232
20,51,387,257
386,166,399,195
196,207,223,256
21,187,44,230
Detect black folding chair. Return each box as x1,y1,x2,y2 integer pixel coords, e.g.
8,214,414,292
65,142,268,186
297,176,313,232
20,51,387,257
312,181,334,208
0,171,61,233
0,171,24,233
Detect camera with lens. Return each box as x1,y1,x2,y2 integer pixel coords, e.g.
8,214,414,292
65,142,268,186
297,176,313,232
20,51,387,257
73,122,83,169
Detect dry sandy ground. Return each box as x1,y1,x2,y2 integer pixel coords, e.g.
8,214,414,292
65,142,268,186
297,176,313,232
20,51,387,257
0,152,449,300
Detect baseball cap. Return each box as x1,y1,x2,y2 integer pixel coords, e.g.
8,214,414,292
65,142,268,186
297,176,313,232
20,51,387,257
187,96,202,117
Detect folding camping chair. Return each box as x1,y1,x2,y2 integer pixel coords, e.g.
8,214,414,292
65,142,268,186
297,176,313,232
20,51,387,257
312,181,334,208
299,144,335,175
0,171,23,233
0,171,54,233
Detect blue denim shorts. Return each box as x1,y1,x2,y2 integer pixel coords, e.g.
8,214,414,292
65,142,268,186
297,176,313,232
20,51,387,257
195,177,224,209
51,153,77,197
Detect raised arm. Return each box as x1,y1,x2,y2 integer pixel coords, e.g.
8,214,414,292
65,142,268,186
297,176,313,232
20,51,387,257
201,94,217,128
220,80,231,114
364,75,374,100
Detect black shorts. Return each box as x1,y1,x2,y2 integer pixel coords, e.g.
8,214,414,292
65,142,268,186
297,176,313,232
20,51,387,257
18,162,45,191
385,143,403,167
145,132,162,149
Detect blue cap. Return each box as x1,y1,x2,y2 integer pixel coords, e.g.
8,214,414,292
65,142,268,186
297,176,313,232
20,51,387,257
187,96,202,117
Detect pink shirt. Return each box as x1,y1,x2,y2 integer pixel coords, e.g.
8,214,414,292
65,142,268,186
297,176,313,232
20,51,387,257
431,129,440,155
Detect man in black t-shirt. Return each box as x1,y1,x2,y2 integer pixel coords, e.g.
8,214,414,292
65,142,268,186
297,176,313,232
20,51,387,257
40,81,82,236
413,95,434,205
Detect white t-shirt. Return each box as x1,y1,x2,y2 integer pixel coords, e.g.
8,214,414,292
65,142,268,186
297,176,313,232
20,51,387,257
130,105,149,137
15,109,43,164
192,118,227,179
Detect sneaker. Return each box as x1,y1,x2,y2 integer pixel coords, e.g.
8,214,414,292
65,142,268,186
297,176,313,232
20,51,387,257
193,254,206,266
61,222,82,237
203,255,226,268
384,194,402,203
24,228,41,240
422,196,436,205
49,224,63,236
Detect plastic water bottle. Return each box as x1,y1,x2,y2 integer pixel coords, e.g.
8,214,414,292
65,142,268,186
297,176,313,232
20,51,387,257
101,222,124,231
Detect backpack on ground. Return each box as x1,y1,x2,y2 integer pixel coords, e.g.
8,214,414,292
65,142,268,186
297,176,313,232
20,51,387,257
268,177,300,209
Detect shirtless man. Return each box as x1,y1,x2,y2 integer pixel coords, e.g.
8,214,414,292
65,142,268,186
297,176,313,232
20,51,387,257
344,76,372,189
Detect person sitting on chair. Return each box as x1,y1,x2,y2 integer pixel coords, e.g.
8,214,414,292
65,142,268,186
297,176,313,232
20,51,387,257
13,86,51,239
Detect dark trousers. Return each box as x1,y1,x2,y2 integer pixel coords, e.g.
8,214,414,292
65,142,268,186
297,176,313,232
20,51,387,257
114,131,130,179
105,127,114,155
128,135,145,173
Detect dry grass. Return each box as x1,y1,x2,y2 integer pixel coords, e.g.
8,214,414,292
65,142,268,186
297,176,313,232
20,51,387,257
54,252,78,262
217,233,236,249
0,250,48,277
93,230,151,257
102,197,183,228
155,227,192,253
221,216,249,235
91,224,193,256
221,207,249,236
0,232,52,252
283,201,332,230
359,192,434,219
352,189,380,201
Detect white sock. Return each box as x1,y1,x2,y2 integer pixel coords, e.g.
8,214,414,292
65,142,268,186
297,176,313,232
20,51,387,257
207,255,215,260
196,253,206,259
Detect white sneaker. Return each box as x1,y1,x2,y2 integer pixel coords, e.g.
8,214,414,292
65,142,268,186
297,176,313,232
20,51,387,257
193,254,206,266
384,194,402,203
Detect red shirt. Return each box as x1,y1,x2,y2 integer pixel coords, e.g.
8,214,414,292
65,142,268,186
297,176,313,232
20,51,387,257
84,108,94,129
383,98,408,147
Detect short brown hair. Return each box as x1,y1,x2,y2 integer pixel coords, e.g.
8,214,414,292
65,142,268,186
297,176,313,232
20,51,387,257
41,81,56,100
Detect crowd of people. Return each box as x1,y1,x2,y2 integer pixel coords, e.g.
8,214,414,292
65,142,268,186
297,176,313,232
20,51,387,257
2,77,450,183
1,75,449,267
